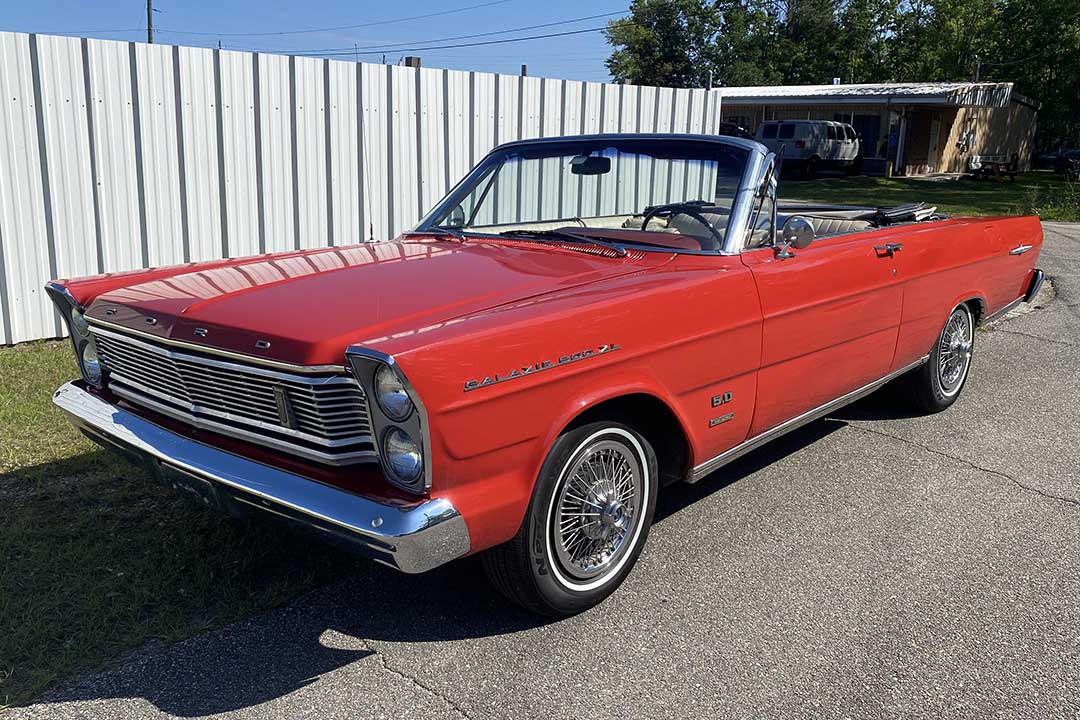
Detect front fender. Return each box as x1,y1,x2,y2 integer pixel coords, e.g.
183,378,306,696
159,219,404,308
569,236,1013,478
536,370,694,475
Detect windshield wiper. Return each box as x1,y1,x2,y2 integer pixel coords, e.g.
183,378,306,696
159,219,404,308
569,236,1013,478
407,226,465,241
497,228,628,257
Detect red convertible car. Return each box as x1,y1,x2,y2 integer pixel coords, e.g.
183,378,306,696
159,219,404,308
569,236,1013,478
49,134,1043,616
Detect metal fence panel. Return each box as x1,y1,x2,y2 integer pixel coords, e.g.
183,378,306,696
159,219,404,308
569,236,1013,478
0,33,51,342
177,45,223,263
294,56,329,250
86,38,144,273
0,31,723,344
328,58,361,246
219,49,260,259
257,52,295,253
133,42,185,268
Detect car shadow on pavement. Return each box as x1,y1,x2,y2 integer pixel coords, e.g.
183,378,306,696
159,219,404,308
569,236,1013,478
32,404,899,717
35,549,548,716
655,417,849,522
830,379,927,422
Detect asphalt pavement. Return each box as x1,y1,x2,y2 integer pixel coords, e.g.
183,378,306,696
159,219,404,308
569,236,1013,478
15,223,1080,720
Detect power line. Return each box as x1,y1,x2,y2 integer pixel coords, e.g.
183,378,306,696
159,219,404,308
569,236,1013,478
297,25,612,58
153,0,515,38
253,10,627,55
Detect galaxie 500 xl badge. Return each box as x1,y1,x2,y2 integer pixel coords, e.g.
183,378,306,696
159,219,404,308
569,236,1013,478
464,343,621,392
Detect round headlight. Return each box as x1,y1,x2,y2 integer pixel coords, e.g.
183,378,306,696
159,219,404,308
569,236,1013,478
69,307,90,337
382,426,423,485
374,364,413,421
81,341,103,385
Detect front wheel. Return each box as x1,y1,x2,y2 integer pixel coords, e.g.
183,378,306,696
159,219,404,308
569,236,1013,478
482,421,658,616
905,304,975,412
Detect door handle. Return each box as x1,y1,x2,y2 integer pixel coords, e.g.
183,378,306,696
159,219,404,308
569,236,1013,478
1009,244,1033,255
874,242,903,257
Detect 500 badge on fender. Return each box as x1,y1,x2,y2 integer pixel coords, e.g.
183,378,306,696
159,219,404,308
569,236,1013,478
464,343,621,392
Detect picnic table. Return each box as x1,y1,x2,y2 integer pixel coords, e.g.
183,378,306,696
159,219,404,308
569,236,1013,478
969,153,1021,181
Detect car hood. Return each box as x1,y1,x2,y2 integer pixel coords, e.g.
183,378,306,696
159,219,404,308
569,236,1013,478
85,237,670,366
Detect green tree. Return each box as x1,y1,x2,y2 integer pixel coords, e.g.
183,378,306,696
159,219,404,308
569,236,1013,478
980,0,1080,146
606,0,1080,146
604,0,722,86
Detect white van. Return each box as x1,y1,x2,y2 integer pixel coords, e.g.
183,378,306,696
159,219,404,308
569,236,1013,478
755,120,862,178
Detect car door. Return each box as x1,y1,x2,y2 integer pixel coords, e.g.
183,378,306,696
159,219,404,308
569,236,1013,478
741,229,902,436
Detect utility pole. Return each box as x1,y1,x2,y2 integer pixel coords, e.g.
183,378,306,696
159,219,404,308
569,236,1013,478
147,0,153,43
975,55,982,82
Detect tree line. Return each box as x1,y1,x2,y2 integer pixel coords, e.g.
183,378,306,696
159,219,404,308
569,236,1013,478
605,0,1080,148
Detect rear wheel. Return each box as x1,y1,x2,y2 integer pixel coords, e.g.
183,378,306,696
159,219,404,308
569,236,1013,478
482,421,658,617
905,304,975,412
803,156,820,179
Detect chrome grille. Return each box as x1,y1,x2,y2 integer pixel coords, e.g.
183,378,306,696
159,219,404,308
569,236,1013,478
92,325,374,465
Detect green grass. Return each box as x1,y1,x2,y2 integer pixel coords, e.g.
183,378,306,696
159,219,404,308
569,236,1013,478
0,342,357,708
780,170,1080,221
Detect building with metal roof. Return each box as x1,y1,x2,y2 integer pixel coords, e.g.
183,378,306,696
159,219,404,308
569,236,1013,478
717,81,1039,176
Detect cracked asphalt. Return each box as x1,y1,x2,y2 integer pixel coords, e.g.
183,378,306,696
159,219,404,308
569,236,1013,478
15,223,1080,720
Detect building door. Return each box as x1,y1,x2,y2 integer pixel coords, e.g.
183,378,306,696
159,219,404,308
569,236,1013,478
927,113,941,173
837,114,882,157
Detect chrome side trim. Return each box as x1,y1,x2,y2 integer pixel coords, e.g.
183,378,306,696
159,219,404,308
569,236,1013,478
983,295,1025,324
86,317,347,375
689,356,930,483
53,382,469,573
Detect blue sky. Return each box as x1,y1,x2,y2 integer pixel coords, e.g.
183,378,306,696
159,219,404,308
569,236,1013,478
1,0,627,82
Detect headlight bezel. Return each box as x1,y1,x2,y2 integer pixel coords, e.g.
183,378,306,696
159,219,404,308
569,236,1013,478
346,348,431,494
45,282,108,389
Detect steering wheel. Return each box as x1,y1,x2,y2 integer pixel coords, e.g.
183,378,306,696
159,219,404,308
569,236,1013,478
641,202,726,250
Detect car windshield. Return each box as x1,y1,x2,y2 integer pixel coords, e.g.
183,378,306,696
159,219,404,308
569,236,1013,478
418,137,751,253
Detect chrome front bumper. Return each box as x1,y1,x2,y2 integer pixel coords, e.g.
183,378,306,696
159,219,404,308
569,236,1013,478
53,382,470,573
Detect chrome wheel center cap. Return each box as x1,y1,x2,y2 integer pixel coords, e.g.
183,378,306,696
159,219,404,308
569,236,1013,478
601,500,627,532
951,340,972,357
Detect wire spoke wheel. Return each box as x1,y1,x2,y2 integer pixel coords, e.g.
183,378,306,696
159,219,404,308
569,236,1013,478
552,438,644,582
936,306,973,397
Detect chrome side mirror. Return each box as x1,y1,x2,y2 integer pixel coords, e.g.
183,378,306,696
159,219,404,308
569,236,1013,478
782,216,815,249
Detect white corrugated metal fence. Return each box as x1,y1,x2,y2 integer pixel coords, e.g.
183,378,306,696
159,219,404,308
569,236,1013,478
0,32,722,344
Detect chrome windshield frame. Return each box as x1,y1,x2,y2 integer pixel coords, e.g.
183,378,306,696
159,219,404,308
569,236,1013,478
720,146,774,255
415,133,771,256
